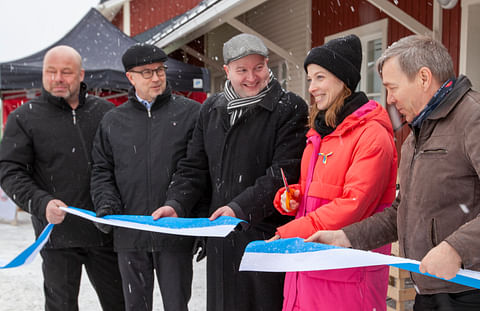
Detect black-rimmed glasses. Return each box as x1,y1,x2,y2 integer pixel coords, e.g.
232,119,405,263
129,65,168,79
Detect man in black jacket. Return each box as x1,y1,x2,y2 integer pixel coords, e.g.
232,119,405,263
0,45,124,311
153,34,309,311
90,43,201,311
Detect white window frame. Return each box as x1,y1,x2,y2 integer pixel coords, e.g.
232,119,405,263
460,0,480,91
324,19,388,106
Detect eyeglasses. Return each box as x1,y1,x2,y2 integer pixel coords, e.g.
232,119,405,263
129,65,168,79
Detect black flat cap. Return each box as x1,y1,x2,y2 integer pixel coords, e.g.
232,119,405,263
122,43,168,72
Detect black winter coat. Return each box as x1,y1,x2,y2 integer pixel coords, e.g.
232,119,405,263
91,85,201,252
0,83,114,248
165,80,309,311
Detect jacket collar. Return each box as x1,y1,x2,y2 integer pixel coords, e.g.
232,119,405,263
426,75,472,121
213,79,283,112
308,100,392,138
41,81,88,110
128,82,172,111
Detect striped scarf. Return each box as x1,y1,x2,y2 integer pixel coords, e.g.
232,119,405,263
224,70,275,126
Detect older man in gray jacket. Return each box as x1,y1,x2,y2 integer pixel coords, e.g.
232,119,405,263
307,35,480,310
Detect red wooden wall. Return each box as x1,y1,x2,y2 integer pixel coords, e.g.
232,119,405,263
112,0,202,36
112,0,205,69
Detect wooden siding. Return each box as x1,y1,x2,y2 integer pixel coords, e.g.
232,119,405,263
243,0,310,98
112,0,201,36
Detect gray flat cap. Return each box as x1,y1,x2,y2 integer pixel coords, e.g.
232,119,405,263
223,33,269,65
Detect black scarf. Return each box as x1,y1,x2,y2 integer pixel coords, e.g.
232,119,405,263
411,78,455,132
314,92,369,138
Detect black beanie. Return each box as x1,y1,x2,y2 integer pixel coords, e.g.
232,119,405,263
122,43,168,72
304,34,362,92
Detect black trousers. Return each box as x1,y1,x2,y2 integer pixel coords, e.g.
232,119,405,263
414,289,480,311
117,250,193,311
40,246,124,311
206,232,285,311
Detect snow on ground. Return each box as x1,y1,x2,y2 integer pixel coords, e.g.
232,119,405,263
0,210,206,311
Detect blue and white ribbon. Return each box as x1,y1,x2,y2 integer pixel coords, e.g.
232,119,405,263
239,238,480,289
0,207,244,269
61,206,244,237
0,224,53,269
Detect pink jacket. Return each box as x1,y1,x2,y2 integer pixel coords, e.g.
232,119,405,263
274,101,397,311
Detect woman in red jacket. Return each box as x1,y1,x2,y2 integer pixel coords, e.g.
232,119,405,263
271,34,398,311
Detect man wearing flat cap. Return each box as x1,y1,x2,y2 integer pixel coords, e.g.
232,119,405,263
153,33,309,310
90,43,202,311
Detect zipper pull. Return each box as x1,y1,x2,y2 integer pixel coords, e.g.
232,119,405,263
72,110,77,125
148,108,151,118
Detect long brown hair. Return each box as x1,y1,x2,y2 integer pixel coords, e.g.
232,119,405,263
308,85,352,129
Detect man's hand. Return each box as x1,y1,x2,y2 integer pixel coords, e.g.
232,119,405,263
95,205,114,234
419,241,461,280
209,206,236,221
152,205,178,220
46,199,67,224
304,230,352,248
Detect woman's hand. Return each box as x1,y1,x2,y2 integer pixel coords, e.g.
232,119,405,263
281,189,301,213
266,234,281,242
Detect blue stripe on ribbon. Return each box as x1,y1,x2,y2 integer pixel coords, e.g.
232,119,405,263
245,237,340,253
391,262,480,290
242,238,480,289
66,206,245,228
1,206,246,270
1,223,54,269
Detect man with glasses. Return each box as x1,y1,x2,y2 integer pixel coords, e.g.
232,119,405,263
90,43,202,311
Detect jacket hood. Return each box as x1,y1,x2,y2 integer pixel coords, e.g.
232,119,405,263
307,100,393,138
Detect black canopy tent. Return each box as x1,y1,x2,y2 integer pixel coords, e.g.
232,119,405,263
0,8,210,93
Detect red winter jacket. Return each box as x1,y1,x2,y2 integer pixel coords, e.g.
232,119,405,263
273,100,397,311
275,100,397,237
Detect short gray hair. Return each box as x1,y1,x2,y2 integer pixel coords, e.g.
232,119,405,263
376,35,454,83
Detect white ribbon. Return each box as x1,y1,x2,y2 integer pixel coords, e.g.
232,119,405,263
0,206,245,269
0,224,53,269
239,238,480,289
60,206,244,237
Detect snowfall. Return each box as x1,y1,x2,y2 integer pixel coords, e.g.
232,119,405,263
0,210,207,311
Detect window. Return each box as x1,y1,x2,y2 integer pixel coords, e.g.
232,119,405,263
460,0,480,91
364,36,383,103
270,61,288,90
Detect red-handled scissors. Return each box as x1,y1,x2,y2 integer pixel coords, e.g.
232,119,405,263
280,168,293,212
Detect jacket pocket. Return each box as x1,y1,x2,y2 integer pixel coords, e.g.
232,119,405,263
429,218,439,247
416,148,448,159
308,181,342,201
